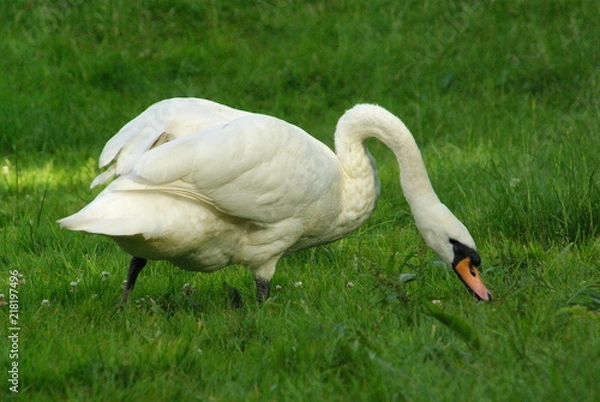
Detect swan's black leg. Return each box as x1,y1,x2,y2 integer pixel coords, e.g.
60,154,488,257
255,278,271,303
120,256,147,304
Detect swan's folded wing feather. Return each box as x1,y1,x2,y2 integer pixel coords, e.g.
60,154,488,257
128,114,342,224
93,98,251,187
90,164,117,189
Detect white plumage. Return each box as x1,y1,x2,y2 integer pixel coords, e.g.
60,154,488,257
59,98,491,303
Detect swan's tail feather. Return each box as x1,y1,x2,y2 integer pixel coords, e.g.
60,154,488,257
58,213,155,238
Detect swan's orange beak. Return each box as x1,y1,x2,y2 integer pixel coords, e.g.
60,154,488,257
454,257,492,301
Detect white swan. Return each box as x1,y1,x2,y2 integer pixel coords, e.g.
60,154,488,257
59,98,492,303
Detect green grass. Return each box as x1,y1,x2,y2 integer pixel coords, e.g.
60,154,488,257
1,1,599,401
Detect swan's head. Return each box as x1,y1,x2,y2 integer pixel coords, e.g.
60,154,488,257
414,203,492,301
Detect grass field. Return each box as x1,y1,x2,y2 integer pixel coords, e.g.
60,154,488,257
2,1,599,401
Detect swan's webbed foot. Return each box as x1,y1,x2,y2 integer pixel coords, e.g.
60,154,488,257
255,278,271,303
118,256,147,307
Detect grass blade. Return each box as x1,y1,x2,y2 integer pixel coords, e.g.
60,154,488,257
422,301,481,350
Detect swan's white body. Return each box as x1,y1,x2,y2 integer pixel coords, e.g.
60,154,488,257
59,98,491,302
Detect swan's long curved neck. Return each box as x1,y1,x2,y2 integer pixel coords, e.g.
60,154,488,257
334,104,441,218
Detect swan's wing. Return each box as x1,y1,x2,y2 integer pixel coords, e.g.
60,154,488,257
117,114,342,224
91,98,251,188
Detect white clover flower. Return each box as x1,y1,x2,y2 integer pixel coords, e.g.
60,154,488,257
346,282,355,289
101,271,110,281
41,299,50,306
294,281,303,288
70,281,79,292
182,283,194,296
275,284,283,290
